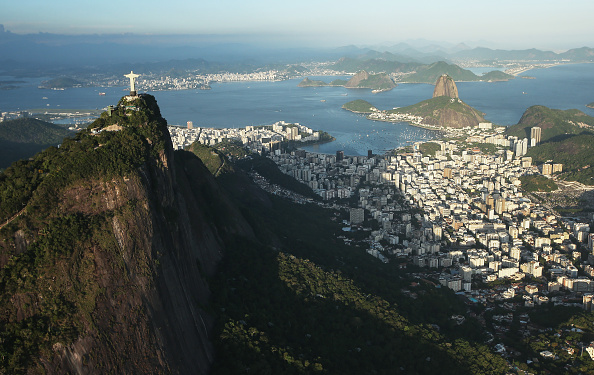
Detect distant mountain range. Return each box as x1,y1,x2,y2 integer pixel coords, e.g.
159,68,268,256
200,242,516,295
334,44,594,64
399,61,513,83
1,25,593,77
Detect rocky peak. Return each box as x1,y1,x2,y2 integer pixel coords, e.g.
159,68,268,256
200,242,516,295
433,74,459,99
0,95,256,374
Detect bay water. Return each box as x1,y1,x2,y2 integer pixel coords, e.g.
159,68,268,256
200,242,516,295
1,63,593,156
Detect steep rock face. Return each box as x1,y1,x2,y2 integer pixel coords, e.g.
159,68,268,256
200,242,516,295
421,104,485,128
0,95,255,374
433,74,459,98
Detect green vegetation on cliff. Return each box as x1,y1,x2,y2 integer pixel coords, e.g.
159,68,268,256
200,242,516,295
186,140,241,177
0,95,171,372
342,99,377,113
0,94,234,374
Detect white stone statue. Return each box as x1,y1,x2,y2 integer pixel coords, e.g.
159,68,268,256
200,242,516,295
124,71,140,93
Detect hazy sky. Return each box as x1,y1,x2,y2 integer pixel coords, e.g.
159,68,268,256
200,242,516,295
3,0,594,49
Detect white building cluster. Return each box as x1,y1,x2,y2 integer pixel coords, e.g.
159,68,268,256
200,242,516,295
266,127,593,304
168,121,319,152
202,71,283,82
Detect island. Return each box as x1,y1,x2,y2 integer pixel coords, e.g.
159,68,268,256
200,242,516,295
341,99,377,113
587,102,594,109
298,70,396,92
38,77,85,89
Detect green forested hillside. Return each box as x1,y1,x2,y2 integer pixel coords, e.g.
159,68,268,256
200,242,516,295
0,118,73,169
519,174,558,192
526,134,594,185
209,191,509,375
0,95,176,372
508,106,594,185
506,105,594,142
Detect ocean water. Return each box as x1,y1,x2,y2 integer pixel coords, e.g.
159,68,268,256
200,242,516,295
1,63,594,156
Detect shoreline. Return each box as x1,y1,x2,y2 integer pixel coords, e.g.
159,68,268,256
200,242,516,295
504,61,592,76
370,117,452,135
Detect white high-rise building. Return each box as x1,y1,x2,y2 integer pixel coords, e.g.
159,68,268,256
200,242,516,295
531,127,542,145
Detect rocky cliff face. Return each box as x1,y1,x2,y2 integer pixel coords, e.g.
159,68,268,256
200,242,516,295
0,94,255,374
433,74,459,98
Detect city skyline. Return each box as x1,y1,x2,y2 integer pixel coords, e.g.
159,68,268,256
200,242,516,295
3,0,594,50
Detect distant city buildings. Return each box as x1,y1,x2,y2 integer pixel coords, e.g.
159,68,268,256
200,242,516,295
168,120,320,152
167,119,593,305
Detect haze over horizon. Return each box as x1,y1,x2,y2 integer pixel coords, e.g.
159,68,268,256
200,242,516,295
3,0,594,51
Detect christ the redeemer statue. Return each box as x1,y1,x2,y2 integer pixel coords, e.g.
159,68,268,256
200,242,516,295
124,71,140,95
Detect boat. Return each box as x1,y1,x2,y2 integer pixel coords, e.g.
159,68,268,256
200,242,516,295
99,92,106,96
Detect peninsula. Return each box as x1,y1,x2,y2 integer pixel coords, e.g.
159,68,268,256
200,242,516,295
343,74,486,129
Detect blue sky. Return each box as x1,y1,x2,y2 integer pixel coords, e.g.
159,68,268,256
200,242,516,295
3,0,594,49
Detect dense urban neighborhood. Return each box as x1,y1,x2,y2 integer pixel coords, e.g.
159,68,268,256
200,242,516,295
170,119,594,365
